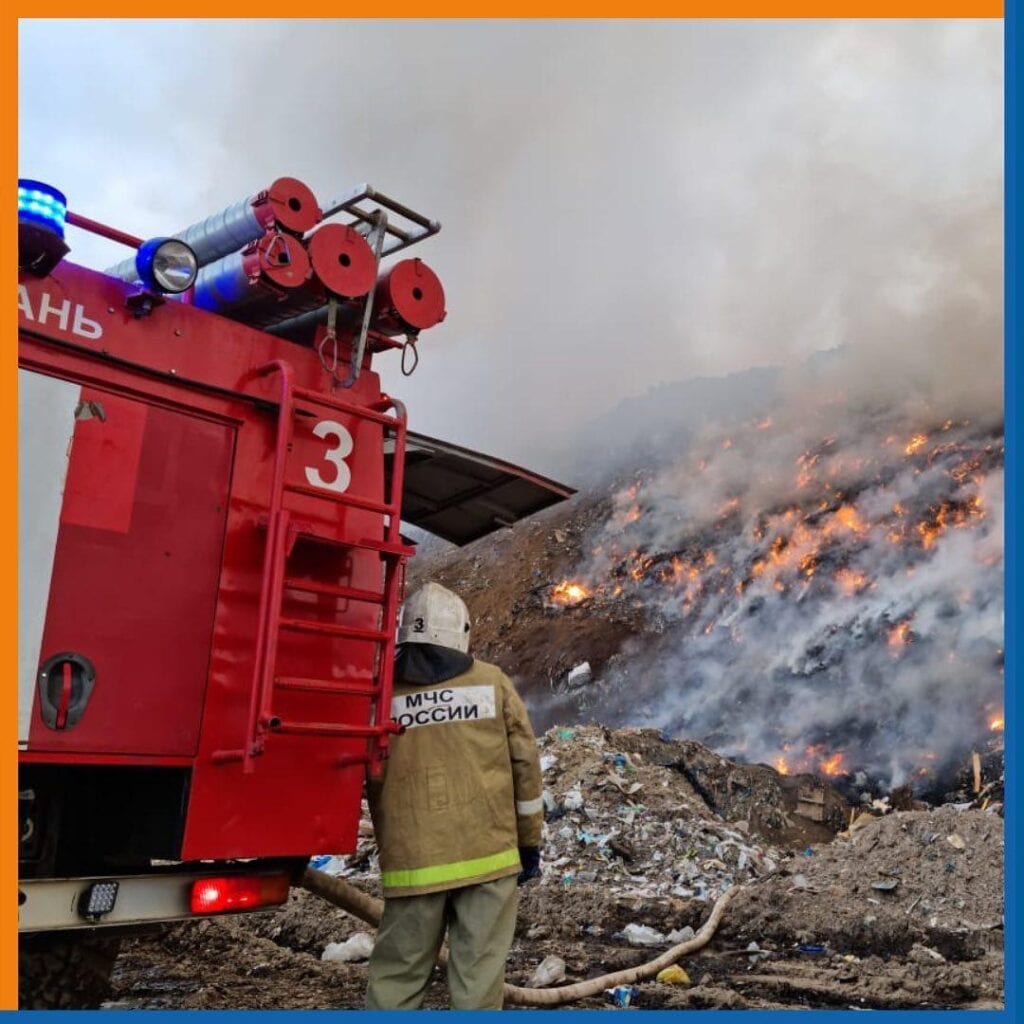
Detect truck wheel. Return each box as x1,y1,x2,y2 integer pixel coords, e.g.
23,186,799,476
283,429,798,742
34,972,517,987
19,933,121,1009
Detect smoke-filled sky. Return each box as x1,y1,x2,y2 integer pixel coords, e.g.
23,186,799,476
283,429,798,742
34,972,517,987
19,19,1002,477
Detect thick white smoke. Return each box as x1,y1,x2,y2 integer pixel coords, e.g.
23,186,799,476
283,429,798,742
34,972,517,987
19,19,1002,473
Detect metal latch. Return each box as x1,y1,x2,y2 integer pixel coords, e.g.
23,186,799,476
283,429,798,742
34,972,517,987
37,651,96,730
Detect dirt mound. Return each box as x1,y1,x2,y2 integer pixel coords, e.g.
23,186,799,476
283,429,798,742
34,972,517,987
108,914,361,1010
722,805,1004,961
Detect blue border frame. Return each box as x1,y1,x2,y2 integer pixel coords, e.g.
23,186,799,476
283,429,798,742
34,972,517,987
12,10,1016,1020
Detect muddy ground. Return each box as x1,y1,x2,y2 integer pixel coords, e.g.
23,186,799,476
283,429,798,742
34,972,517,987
106,728,1003,1011
107,893,1003,1011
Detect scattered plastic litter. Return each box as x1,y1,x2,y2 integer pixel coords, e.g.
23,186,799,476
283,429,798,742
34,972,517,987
566,662,593,689
620,923,666,947
321,933,374,963
655,964,691,985
746,940,770,964
529,955,566,988
608,985,637,1007
529,726,778,908
307,854,351,876
562,786,585,812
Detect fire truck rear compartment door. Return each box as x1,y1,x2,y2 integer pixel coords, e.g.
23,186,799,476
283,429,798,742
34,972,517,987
27,386,234,756
18,369,81,747
386,431,576,546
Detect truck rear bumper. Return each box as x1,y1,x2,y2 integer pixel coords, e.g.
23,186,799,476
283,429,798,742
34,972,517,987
18,869,288,933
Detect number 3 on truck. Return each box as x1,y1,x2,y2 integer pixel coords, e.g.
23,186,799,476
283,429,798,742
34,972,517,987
304,420,354,493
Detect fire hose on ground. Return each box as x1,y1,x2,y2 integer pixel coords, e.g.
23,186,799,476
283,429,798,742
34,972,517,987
301,867,736,1007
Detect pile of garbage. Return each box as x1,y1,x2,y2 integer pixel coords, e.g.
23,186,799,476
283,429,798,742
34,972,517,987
313,725,790,915
532,725,782,906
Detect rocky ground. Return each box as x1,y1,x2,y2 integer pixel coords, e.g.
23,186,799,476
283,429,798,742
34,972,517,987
106,726,1003,1010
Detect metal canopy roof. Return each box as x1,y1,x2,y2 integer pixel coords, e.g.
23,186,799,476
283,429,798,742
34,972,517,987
387,432,575,546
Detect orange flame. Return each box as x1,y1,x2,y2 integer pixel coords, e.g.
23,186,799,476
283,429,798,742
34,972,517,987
819,751,845,776
905,434,928,456
916,521,941,549
888,620,912,647
718,497,741,518
834,567,868,596
550,580,591,606
834,504,866,534
990,715,1004,733
629,552,652,581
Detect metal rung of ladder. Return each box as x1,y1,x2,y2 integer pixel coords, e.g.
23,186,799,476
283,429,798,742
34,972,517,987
284,480,398,515
275,677,380,697
288,523,414,559
293,388,401,427
241,358,411,775
271,720,402,739
283,578,386,604
279,618,389,642
352,536,416,557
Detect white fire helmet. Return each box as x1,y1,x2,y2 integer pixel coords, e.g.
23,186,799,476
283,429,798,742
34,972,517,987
397,582,471,653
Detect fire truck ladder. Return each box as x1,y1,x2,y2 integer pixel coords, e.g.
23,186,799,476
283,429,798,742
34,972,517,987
238,358,411,775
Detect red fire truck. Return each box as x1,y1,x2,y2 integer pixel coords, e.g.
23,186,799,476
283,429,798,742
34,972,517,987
17,176,572,1007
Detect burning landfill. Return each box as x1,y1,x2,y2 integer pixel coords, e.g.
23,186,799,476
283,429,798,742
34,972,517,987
107,386,1005,1011
543,404,1004,798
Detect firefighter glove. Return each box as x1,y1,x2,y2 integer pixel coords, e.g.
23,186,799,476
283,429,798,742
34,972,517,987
517,845,541,885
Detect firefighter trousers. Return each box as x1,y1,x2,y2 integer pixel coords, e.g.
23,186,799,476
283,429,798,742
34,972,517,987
365,873,518,1009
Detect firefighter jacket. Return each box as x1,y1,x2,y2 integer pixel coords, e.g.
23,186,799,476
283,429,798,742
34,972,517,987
367,652,544,898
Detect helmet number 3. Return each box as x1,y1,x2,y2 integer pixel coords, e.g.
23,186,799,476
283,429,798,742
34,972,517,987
304,420,354,494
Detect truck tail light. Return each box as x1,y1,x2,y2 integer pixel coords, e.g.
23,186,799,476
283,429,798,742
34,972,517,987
189,873,290,915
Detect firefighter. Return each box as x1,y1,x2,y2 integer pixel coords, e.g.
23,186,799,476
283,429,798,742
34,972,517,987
365,581,543,1010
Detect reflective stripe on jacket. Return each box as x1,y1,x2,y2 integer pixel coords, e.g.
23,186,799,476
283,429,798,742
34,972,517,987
367,658,543,897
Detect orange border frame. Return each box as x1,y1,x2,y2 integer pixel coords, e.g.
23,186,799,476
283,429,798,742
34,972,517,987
3,6,1005,1011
